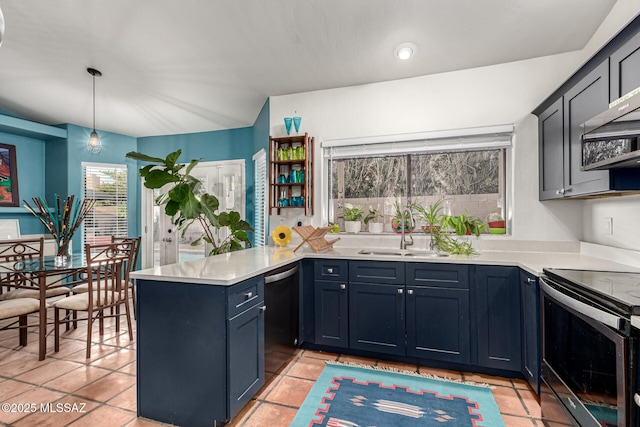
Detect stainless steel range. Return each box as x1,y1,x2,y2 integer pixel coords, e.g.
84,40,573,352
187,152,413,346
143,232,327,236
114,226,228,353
540,269,640,427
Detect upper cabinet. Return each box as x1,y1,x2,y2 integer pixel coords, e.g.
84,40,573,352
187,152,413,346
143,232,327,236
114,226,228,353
610,31,640,102
269,133,314,216
535,18,640,200
562,61,610,197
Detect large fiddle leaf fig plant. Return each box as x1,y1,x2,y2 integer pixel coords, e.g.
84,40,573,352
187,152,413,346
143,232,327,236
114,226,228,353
126,150,253,255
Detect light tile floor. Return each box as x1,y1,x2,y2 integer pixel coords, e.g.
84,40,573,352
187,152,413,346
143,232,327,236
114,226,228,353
0,307,543,426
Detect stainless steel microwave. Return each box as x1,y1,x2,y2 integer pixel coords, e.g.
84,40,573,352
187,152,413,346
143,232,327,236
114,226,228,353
582,90,640,170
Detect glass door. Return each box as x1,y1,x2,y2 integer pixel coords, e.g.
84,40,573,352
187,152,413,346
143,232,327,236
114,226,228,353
141,159,245,268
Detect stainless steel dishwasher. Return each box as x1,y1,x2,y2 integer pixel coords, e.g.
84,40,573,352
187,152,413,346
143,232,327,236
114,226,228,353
263,262,300,381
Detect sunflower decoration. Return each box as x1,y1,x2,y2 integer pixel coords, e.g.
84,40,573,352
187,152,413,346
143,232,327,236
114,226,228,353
272,225,293,247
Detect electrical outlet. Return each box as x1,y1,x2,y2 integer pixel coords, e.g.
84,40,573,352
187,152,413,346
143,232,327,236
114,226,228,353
604,217,613,235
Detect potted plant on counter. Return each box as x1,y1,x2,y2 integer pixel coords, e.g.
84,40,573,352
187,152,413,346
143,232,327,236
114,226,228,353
391,200,414,234
364,207,384,234
341,203,363,233
444,213,485,237
487,213,506,234
126,149,253,255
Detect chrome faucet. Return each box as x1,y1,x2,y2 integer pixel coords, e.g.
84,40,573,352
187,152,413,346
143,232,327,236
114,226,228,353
399,208,414,250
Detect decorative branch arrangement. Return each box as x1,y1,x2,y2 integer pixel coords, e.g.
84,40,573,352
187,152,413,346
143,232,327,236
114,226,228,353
23,195,96,256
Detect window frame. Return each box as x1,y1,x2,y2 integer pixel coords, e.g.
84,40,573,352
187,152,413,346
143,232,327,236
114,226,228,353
82,162,129,247
320,125,513,233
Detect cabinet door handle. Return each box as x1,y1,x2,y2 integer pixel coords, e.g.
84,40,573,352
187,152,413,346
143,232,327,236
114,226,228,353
244,291,253,299
260,306,267,313
407,289,414,295
327,268,333,274
527,278,536,284
340,284,346,290
555,188,565,195
398,288,403,294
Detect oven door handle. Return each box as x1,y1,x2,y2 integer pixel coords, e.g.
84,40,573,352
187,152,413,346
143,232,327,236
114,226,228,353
540,279,622,330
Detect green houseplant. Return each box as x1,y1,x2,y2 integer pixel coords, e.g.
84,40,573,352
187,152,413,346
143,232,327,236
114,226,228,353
444,213,485,237
391,200,413,234
363,207,384,233
125,150,252,255
340,203,363,233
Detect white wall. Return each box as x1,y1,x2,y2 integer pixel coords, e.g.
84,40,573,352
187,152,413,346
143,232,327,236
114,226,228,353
270,52,585,241
269,1,640,248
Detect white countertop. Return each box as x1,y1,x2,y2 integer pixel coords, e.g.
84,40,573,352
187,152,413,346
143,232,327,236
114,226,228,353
130,244,640,286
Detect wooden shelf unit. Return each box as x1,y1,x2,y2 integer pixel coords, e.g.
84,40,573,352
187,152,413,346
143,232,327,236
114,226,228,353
269,133,314,216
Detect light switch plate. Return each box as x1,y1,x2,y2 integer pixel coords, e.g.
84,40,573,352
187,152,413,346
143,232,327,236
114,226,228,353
604,217,613,235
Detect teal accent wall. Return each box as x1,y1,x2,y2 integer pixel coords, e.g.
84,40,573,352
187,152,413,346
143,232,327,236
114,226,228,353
0,131,47,235
62,124,139,253
137,126,256,243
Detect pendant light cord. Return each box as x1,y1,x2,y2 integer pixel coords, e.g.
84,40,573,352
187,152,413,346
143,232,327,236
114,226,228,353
92,73,96,132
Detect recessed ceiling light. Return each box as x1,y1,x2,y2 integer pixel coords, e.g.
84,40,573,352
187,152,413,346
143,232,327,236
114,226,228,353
395,43,416,60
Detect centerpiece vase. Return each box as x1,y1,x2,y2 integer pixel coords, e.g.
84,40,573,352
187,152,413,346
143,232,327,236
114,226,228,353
55,238,71,267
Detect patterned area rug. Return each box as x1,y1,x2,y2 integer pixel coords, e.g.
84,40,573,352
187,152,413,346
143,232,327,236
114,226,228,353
291,363,505,427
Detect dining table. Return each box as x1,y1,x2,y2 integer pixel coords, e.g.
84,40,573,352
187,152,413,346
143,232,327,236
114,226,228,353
0,254,86,360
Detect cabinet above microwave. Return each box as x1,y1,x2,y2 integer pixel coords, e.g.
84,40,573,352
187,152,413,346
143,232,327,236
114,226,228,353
582,90,640,171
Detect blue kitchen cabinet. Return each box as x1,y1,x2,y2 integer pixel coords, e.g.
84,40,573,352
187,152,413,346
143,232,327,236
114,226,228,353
562,60,610,197
538,98,564,200
137,275,265,427
310,260,349,348
349,281,406,356
314,279,349,348
520,270,540,395
475,266,522,372
406,263,470,364
227,277,265,418
610,30,640,101
348,261,405,356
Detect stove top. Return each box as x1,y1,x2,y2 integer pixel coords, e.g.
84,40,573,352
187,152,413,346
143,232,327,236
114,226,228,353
543,268,640,316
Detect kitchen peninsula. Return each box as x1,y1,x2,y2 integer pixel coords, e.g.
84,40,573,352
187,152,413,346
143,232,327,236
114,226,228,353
131,244,639,426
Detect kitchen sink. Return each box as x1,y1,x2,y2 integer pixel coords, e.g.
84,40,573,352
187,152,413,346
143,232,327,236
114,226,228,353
357,249,449,257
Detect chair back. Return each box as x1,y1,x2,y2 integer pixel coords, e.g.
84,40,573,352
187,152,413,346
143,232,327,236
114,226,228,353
84,241,133,309
0,238,44,292
111,236,141,281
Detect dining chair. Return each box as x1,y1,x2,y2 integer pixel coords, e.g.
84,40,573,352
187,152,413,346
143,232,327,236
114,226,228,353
0,237,69,301
0,298,41,346
71,236,141,317
50,241,134,358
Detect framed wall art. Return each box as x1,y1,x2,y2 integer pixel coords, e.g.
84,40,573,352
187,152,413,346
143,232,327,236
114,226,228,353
0,143,19,207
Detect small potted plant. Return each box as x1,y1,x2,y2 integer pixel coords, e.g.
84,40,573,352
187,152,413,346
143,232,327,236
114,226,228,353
364,207,384,234
391,200,414,234
444,213,485,237
410,199,445,234
487,213,506,234
341,203,363,233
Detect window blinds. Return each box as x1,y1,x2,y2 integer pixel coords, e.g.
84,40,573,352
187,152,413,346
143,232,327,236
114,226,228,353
323,125,513,159
82,163,128,245
252,149,267,247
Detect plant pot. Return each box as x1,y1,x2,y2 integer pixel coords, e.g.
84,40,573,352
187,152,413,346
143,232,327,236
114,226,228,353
421,225,440,233
392,217,412,234
345,221,361,234
368,222,383,234
487,220,505,229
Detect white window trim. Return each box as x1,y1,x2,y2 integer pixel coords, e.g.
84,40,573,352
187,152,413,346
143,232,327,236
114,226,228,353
82,162,128,248
320,124,514,228
253,149,268,247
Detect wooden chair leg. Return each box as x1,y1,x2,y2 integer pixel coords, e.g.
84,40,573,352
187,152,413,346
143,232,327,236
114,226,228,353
115,304,121,333
132,285,136,320
18,315,27,346
124,300,133,341
99,310,104,336
54,309,60,353
86,315,93,359
65,309,70,331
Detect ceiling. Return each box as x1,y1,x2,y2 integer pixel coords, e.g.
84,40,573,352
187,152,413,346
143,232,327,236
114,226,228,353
0,0,618,138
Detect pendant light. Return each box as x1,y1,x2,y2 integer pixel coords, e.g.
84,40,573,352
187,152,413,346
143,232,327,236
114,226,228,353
87,68,102,153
